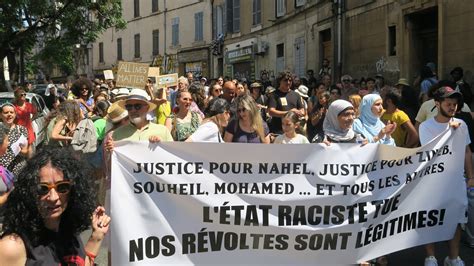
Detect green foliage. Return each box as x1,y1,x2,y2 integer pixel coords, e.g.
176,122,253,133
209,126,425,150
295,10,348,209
0,0,126,78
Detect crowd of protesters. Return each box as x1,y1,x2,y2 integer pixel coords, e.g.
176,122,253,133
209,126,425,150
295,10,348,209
0,61,473,265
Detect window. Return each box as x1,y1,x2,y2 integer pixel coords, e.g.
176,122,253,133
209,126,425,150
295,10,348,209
152,30,159,56
152,0,158,13
134,0,140,18
117,38,122,60
99,42,104,63
172,17,179,46
233,0,240,32
252,0,261,26
134,34,140,58
276,43,285,73
277,43,284,58
388,25,396,56
276,0,286,18
215,5,223,37
226,0,240,33
295,0,306,7
195,12,204,41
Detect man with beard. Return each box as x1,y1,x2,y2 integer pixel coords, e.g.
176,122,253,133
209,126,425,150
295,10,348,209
107,89,173,147
268,71,305,134
419,86,474,266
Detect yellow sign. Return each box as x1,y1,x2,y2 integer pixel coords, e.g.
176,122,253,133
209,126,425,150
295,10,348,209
148,67,160,78
116,61,149,89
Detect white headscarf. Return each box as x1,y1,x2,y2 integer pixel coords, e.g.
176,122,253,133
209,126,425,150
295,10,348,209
323,100,355,142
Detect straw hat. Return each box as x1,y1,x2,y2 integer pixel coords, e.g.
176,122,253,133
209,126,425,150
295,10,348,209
105,101,128,123
396,78,410,87
118,88,157,112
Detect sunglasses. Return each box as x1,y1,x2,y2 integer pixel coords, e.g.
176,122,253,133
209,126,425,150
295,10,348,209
283,78,292,82
342,79,352,83
237,108,247,113
19,93,26,96
37,180,73,196
125,104,145,111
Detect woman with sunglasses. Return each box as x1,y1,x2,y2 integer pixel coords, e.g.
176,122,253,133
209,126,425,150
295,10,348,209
71,78,94,118
12,88,37,157
165,90,202,141
0,103,29,176
46,100,83,147
205,83,222,109
0,146,110,265
224,94,270,143
186,98,230,142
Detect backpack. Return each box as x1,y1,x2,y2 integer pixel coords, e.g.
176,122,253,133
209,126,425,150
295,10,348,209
71,118,97,154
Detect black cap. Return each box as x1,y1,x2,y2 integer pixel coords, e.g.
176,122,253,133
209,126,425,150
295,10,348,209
433,86,462,102
450,67,463,76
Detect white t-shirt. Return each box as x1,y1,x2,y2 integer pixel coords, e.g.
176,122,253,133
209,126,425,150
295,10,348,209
415,99,471,123
188,122,223,142
274,133,309,144
419,117,470,146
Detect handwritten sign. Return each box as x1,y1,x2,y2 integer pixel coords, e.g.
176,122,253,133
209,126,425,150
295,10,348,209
116,61,149,89
157,73,178,88
148,67,160,78
103,70,114,80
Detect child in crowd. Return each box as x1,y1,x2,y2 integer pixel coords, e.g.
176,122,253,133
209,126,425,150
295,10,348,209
274,111,309,144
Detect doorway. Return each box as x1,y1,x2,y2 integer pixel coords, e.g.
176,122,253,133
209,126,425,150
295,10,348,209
406,7,438,78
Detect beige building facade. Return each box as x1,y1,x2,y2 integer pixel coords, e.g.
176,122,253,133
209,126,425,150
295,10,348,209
212,0,474,86
92,0,213,79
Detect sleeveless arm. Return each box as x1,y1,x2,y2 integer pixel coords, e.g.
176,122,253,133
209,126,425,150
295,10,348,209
0,234,27,266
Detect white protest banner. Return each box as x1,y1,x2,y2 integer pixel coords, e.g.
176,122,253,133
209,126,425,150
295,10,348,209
111,129,468,265
116,61,149,89
103,70,114,80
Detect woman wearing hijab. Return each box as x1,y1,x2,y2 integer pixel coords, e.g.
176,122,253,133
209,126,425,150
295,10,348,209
352,94,396,145
321,99,360,143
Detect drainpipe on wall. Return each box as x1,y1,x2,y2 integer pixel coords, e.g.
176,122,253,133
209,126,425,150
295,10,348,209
164,0,167,72
210,0,214,79
337,0,343,80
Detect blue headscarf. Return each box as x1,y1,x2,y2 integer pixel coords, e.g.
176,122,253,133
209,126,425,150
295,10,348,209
356,94,384,137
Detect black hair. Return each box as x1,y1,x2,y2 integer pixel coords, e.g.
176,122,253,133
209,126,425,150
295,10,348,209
71,77,93,98
385,88,402,108
276,71,293,85
329,85,341,96
1,146,97,246
94,100,110,118
420,65,435,80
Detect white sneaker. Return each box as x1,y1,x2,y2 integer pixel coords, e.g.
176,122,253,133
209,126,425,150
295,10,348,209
443,256,465,266
425,256,438,266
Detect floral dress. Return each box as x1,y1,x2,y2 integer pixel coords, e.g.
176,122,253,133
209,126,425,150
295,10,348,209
169,111,200,141
0,125,28,176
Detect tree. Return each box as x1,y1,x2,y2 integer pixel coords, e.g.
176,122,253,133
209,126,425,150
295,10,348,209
0,0,126,86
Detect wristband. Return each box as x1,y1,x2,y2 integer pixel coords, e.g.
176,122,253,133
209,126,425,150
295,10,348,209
85,250,97,263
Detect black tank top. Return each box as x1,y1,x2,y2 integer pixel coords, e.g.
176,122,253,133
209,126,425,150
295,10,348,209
23,230,86,266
